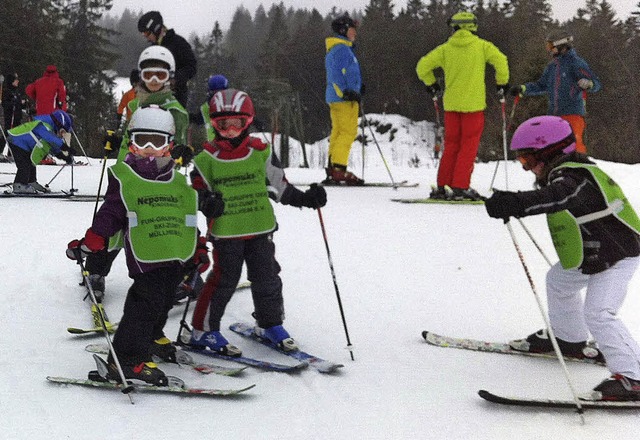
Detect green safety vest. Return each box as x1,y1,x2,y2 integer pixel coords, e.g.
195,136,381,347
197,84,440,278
108,162,198,263
118,92,189,162
193,145,276,238
547,162,640,269
200,102,216,141
8,120,56,164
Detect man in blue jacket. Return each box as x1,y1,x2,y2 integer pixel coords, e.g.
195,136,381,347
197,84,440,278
510,30,600,153
324,13,364,185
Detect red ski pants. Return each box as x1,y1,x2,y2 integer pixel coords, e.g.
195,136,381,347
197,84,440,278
560,114,587,154
438,111,485,190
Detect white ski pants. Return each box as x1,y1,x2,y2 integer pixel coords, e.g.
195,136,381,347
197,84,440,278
547,256,640,380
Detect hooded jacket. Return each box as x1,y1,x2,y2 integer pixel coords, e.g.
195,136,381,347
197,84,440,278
416,30,509,112
25,65,67,115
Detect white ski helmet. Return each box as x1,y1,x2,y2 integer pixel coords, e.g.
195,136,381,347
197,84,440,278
127,105,175,156
128,105,175,136
137,46,175,74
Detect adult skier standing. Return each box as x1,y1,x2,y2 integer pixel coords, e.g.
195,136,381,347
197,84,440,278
510,31,600,154
323,13,364,185
485,116,640,401
137,11,197,107
416,11,509,201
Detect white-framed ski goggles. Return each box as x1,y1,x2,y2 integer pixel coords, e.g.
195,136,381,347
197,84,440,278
140,68,170,83
130,132,173,150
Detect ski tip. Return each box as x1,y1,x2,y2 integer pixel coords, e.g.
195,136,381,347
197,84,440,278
421,331,429,340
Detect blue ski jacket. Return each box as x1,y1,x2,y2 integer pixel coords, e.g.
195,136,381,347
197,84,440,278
7,115,64,153
325,35,362,104
523,49,600,116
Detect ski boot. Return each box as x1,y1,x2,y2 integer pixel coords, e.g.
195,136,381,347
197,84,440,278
150,336,178,363
12,183,37,194
107,359,168,386
87,274,105,302
587,374,640,401
449,187,484,201
323,165,364,186
509,328,605,363
429,185,448,200
29,181,51,193
189,329,242,357
255,324,298,352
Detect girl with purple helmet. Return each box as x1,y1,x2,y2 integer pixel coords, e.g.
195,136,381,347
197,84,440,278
485,115,640,401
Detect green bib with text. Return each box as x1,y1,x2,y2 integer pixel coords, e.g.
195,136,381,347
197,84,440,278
193,146,276,238
109,162,198,263
547,162,640,269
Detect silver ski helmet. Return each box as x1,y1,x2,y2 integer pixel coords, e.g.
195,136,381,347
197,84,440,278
511,116,576,169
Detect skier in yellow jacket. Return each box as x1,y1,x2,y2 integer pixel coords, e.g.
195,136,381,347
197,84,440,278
416,11,509,201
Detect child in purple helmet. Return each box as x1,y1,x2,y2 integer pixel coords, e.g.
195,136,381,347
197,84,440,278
485,115,640,401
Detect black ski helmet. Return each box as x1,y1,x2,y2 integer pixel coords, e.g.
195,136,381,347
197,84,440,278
546,30,573,49
138,11,163,36
331,14,358,37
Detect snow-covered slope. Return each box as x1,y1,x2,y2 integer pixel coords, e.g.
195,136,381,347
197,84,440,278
1,117,640,439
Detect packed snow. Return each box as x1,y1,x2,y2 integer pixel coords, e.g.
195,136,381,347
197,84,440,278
1,114,640,439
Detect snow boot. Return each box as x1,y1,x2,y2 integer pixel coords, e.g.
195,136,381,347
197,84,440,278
449,187,484,201
29,181,51,193
107,360,168,386
509,328,605,363
150,337,178,363
189,329,242,357
88,274,105,302
587,374,640,401
12,183,37,194
255,324,298,352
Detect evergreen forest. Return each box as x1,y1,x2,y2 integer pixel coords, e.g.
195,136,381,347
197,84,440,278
1,0,640,163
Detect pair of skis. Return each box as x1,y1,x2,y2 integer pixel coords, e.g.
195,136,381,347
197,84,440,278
423,331,640,409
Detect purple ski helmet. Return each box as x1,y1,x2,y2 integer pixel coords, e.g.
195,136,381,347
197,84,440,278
511,116,576,167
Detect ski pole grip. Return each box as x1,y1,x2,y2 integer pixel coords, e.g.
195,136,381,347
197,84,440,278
105,129,114,152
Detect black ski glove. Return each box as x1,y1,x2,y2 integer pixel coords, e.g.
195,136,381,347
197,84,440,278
497,84,510,97
302,183,327,209
103,131,122,157
509,85,525,97
425,83,441,97
171,144,195,166
485,190,524,221
55,143,75,164
342,90,361,103
199,191,225,218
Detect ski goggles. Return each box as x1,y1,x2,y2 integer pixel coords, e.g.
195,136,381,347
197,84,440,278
130,132,173,150
516,150,540,171
210,115,251,138
140,68,170,83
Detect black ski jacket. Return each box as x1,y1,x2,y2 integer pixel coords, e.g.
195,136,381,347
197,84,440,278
159,29,197,106
498,153,640,274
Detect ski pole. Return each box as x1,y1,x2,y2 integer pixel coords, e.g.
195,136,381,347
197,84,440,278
93,131,114,221
504,220,585,421
73,251,135,402
71,128,91,165
432,96,442,165
359,104,397,189
45,163,67,188
360,107,366,180
316,208,355,361
175,267,201,345
516,218,553,267
490,95,520,192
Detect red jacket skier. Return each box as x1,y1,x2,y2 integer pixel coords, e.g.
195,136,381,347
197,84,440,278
25,65,68,115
